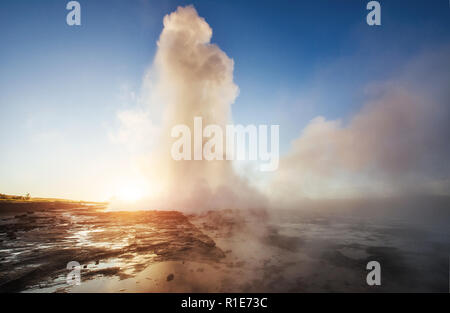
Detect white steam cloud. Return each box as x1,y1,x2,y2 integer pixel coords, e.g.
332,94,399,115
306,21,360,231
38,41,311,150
271,46,450,203
112,6,449,211
112,6,265,210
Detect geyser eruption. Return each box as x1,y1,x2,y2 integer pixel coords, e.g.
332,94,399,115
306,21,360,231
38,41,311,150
137,6,265,211
112,6,450,213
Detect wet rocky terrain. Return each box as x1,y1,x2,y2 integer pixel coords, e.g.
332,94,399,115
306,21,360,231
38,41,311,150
0,200,449,292
0,201,224,292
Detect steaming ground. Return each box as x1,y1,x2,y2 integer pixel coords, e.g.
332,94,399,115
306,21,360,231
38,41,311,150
189,201,450,292
1,197,448,292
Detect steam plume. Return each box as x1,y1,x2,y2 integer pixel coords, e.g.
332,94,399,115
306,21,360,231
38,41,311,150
122,6,265,210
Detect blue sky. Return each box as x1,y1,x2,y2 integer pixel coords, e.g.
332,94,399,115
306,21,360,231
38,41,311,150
1,0,449,200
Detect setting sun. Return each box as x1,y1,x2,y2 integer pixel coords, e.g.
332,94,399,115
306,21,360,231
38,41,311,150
116,184,143,202
113,178,149,203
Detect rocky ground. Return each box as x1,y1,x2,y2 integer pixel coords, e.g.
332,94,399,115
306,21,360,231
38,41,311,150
0,201,448,292
0,201,224,292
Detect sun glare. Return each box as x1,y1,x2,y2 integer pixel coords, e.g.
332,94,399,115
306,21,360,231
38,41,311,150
114,179,148,203
117,185,143,202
